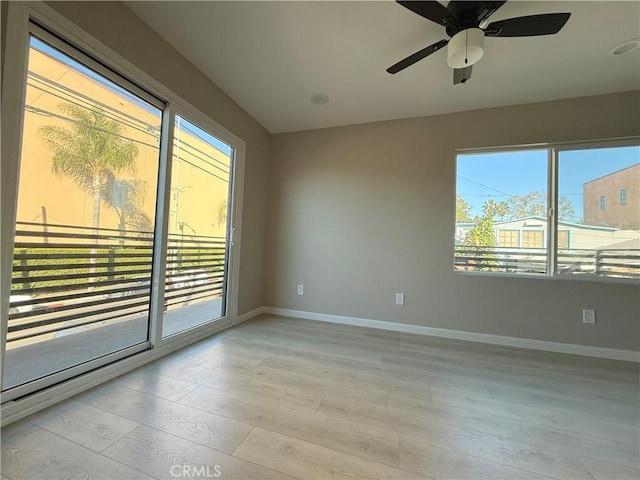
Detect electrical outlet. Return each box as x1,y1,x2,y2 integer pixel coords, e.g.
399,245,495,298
395,293,404,305
297,284,304,295
582,309,596,325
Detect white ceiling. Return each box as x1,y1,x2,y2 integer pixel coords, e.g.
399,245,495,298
126,1,640,134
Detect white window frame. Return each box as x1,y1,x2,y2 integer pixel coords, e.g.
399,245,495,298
454,137,639,285
1,1,245,423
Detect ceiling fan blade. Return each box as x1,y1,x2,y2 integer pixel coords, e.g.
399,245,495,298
387,39,448,74
453,66,473,85
476,1,507,24
447,1,506,25
397,1,457,28
485,13,571,37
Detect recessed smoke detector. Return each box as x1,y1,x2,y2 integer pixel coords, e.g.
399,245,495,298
610,38,640,56
310,93,329,105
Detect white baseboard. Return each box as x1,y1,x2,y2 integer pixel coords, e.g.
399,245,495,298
263,307,639,363
235,306,266,325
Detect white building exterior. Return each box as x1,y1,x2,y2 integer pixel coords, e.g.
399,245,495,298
455,216,640,250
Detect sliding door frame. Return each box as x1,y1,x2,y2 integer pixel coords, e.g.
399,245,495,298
161,105,241,338
149,105,175,348
0,0,245,421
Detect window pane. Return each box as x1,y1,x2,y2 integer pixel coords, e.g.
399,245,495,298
162,115,233,338
558,146,640,278
4,35,162,391
498,230,519,248
558,230,570,250
522,231,544,249
455,150,548,274
620,189,627,205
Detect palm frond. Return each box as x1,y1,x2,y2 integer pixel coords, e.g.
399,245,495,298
38,102,143,227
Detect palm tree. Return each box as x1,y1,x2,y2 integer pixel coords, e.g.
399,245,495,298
495,201,510,221
39,103,140,234
103,176,153,238
39,103,140,280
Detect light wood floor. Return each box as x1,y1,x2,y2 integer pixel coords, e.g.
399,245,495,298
2,315,638,480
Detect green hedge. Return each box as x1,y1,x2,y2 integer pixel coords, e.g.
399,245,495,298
12,246,225,291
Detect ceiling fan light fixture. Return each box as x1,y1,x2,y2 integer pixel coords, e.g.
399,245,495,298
447,28,484,69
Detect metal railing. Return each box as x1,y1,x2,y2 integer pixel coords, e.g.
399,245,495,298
8,222,226,344
454,245,640,279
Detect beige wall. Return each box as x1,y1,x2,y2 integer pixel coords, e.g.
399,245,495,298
40,1,270,314
269,91,640,351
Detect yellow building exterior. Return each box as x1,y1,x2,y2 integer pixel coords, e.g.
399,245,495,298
17,43,231,241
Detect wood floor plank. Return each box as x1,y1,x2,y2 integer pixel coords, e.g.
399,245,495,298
381,347,467,367
485,382,639,425
102,425,293,480
113,367,200,402
430,386,640,444
380,355,498,391
311,351,492,397
1,422,151,479
209,335,322,363
79,383,253,454
233,427,424,480
150,339,217,365
258,355,391,406
146,360,233,385
215,359,328,393
262,349,488,400
462,348,638,389
317,396,595,479
180,384,401,467
26,399,140,453
182,352,232,370
388,393,639,469
462,360,640,407
190,342,273,365
461,353,639,388
250,332,326,351
250,328,384,363
399,436,550,479
147,359,326,413
578,456,640,480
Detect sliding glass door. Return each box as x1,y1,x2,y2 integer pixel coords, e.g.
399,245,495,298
2,30,163,395
1,17,241,402
162,116,234,337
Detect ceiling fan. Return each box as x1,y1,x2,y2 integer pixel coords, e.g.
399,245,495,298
387,1,571,84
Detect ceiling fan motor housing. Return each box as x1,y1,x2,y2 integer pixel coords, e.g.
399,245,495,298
447,28,485,68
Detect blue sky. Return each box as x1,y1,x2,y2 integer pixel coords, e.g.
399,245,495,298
178,117,233,157
31,37,157,114
457,146,639,221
